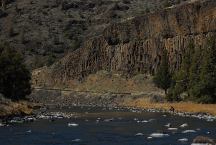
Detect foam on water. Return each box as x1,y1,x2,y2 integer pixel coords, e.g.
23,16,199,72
150,133,169,138
178,138,188,142
68,123,79,127
182,130,196,133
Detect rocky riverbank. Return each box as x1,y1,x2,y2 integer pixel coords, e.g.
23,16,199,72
2,88,215,125
27,89,216,122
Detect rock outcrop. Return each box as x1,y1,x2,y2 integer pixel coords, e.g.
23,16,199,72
0,94,33,118
32,0,216,88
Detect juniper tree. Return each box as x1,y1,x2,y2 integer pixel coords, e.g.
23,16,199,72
0,44,31,100
188,46,203,100
153,49,171,95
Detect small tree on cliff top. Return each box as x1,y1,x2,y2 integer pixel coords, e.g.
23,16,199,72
0,44,31,100
153,49,172,94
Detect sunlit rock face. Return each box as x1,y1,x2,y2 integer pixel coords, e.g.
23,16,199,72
32,0,216,87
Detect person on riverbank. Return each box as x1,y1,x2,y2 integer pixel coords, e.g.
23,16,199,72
170,106,175,113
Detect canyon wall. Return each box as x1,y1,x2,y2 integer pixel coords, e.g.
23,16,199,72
32,0,216,87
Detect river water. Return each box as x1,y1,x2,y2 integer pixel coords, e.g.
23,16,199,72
0,107,215,145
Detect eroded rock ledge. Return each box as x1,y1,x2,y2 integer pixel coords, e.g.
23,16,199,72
32,0,216,88
0,95,36,119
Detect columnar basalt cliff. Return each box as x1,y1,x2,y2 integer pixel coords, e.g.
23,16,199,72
0,0,187,69
32,0,216,88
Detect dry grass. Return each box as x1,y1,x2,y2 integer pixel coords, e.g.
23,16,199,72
73,71,163,95
0,101,33,117
122,98,216,115
72,71,216,115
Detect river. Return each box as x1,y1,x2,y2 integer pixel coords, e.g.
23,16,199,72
0,107,215,145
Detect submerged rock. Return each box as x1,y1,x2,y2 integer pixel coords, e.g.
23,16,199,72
26,130,32,133
104,118,114,122
72,139,81,142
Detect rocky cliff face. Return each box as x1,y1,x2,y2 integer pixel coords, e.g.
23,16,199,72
0,0,184,69
32,0,216,87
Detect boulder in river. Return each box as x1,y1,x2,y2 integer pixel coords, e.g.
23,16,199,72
192,136,215,145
